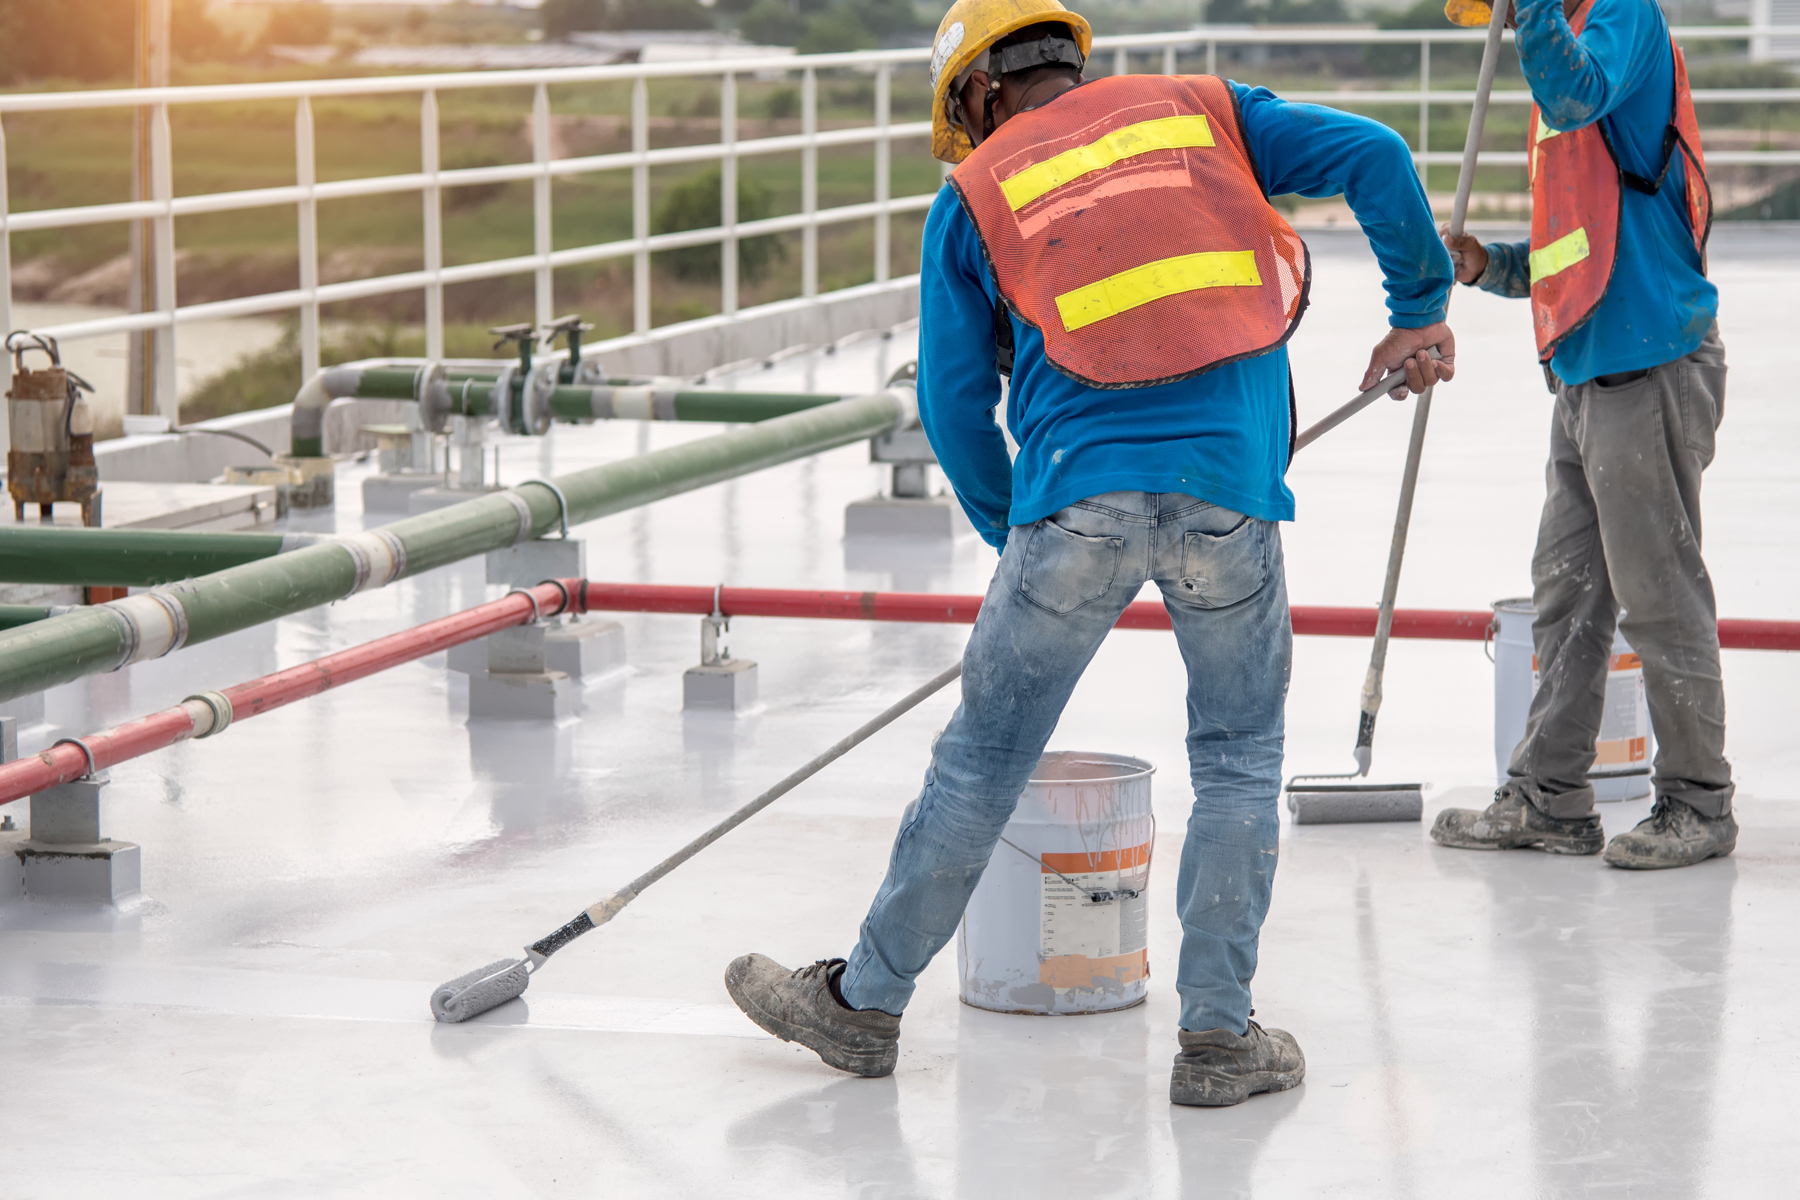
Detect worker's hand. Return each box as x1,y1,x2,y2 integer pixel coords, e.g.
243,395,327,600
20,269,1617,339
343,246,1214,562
1440,225,1489,285
1362,322,1455,400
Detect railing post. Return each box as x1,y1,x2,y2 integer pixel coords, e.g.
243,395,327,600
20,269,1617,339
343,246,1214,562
721,71,738,317
1115,46,1128,76
533,82,553,329
875,62,891,285
1163,44,1176,74
802,67,818,300
421,89,444,362
632,76,649,335
1207,39,1217,76
295,98,320,386
150,101,179,423
1418,39,1431,181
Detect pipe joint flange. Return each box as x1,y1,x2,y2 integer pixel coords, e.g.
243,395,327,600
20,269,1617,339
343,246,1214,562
523,363,557,437
491,364,520,435
337,530,407,595
416,361,451,434
183,690,234,739
109,591,190,665
499,491,536,546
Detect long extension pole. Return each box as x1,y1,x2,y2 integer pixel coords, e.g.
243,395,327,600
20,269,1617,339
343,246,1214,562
1349,0,1510,776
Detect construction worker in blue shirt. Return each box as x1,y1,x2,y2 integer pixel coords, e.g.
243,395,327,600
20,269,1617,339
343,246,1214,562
726,0,1455,1106
1434,0,1735,870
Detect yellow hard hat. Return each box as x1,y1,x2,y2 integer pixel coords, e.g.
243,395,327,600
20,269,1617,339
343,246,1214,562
1444,0,1494,27
929,0,1094,164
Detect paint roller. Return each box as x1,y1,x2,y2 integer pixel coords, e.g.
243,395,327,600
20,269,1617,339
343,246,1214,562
431,662,963,1023
1285,0,1510,825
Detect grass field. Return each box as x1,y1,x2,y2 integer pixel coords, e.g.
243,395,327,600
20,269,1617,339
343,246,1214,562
5,51,1792,420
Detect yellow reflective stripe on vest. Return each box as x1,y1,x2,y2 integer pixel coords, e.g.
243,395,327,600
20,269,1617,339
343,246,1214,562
1054,250,1261,332
1529,227,1591,283
1000,115,1215,212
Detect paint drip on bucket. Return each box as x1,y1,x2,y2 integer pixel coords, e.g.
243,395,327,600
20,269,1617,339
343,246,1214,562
958,751,1155,1014
1491,598,1653,801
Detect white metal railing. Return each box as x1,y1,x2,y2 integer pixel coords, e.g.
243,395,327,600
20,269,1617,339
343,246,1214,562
1,25,1797,425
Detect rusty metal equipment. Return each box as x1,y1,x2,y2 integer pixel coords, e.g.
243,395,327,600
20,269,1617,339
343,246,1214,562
6,332,100,525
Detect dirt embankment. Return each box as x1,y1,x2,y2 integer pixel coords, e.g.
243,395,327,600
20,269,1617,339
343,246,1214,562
9,247,423,310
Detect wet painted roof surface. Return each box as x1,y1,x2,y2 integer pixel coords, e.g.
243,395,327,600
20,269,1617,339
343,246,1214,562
2,227,1796,1198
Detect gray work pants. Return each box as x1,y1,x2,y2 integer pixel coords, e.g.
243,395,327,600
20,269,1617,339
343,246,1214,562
1505,323,1734,820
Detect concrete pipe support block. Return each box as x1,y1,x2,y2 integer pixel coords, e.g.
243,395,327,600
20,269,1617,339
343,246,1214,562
545,618,626,681
684,659,758,711
19,841,142,905
844,495,973,540
468,670,577,721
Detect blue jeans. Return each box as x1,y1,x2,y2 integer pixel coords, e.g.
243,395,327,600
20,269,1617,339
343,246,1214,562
839,491,1291,1034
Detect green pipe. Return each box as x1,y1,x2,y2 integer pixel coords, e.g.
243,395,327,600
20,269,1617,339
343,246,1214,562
0,390,912,704
0,528,313,586
0,605,53,630
547,386,843,425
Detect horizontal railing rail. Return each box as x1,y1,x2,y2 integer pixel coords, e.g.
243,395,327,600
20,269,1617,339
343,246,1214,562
2,24,1796,432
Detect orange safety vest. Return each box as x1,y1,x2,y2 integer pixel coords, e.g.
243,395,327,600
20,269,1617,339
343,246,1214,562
950,74,1309,389
1527,0,1711,362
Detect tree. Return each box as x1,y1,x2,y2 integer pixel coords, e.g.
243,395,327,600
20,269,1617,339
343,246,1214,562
1204,0,1348,24
798,9,876,54
262,0,332,44
543,0,715,35
653,167,786,283
739,0,805,46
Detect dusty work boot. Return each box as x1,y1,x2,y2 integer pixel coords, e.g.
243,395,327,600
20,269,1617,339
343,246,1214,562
1170,1020,1305,1107
1429,789,1603,855
725,954,901,1078
1602,797,1738,870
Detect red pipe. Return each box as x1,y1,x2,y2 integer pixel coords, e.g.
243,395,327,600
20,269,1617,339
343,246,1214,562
579,582,1800,651
0,579,580,808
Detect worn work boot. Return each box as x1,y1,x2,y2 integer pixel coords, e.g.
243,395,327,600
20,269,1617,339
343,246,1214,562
725,954,901,1078
1602,797,1738,870
1429,789,1603,855
1170,1020,1306,1107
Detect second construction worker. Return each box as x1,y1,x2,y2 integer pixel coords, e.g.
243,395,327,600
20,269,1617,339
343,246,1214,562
725,0,1455,1104
1435,0,1735,869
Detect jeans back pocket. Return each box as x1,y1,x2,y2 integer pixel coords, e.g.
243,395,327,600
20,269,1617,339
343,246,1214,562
1018,514,1124,615
1178,518,1270,609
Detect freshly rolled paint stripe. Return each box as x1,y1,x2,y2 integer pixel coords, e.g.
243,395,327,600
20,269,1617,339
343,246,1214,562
1000,115,1215,212
611,386,654,421
1054,249,1261,332
1529,227,1590,283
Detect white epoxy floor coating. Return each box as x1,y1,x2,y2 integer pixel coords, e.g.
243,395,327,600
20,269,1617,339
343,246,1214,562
2,227,1797,1198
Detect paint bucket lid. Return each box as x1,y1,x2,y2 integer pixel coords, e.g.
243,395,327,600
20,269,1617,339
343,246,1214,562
1492,596,1533,616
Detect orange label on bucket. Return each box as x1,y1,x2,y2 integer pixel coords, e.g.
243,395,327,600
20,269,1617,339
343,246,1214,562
1595,736,1648,765
1530,653,1642,671
1039,844,1152,874
1039,949,1148,989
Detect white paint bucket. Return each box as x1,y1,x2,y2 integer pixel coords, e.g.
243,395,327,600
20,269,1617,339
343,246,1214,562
957,751,1155,1015
1492,598,1652,801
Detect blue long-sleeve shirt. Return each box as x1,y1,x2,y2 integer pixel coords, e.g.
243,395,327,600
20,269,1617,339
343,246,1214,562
919,80,1452,549
1475,0,1715,384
